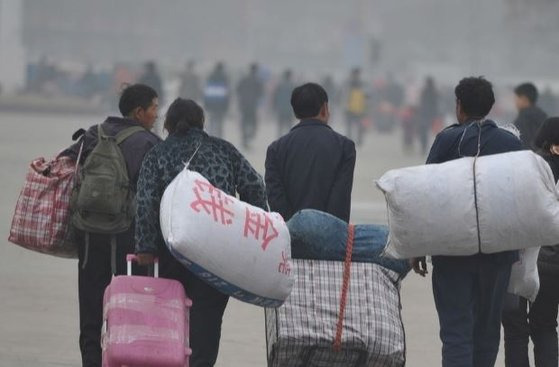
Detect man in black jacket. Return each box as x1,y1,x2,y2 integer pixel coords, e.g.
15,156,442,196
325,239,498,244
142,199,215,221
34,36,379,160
412,77,522,367
265,82,356,222
513,82,547,150
62,84,161,367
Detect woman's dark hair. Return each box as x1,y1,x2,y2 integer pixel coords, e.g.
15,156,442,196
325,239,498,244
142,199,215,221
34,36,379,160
455,77,495,119
290,83,328,119
534,117,559,152
164,98,205,134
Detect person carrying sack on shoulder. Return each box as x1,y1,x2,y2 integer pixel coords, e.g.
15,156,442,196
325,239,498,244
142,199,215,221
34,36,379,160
60,84,161,367
411,77,522,367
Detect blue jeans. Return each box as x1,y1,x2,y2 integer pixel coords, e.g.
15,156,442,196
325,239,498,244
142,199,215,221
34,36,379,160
432,254,514,367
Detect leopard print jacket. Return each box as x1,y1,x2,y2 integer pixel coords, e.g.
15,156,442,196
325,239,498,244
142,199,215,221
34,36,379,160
135,128,268,254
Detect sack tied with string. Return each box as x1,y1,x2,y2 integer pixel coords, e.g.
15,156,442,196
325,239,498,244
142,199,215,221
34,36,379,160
376,150,559,259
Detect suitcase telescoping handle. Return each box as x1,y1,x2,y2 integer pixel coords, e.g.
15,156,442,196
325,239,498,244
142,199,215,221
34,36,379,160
126,254,159,277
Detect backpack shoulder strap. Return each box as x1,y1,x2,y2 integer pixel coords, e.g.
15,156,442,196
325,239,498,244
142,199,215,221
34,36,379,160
115,125,146,145
97,124,107,139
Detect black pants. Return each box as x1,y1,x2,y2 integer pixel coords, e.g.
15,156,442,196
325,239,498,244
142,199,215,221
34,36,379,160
77,231,143,367
159,249,229,367
502,273,559,367
240,108,257,149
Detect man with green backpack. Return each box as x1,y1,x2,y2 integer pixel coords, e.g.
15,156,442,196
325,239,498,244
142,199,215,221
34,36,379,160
61,84,161,367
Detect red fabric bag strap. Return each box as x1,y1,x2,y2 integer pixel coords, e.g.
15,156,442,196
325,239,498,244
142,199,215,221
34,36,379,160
333,224,355,351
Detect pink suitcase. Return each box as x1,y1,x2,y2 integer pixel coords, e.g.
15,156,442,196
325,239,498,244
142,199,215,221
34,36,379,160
102,255,192,367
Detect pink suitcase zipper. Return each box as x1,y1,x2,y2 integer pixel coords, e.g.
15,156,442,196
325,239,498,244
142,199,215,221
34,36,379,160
102,254,192,367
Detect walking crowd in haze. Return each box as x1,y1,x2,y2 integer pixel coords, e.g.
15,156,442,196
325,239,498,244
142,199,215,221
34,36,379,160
8,63,559,367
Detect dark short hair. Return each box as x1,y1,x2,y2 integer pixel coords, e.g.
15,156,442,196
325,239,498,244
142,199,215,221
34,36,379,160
290,83,328,119
455,77,495,118
534,117,559,151
164,98,205,134
119,84,158,117
514,82,538,104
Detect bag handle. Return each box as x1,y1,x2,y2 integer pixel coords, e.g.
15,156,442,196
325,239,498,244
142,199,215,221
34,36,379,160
126,254,159,277
183,141,203,168
74,136,85,175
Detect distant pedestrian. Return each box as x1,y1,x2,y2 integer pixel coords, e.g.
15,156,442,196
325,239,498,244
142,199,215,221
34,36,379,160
418,76,439,155
139,61,164,135
204,62,230,139
540,87,558,116
139,61,164,105
512,82,548,150
178,60,202,103
236,63,263,149
344,68,367,145
322,75,339,110
272,69,295,138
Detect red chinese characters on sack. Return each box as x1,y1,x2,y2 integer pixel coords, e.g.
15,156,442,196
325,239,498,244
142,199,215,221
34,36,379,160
278,251,291,276
190,180,234,225
243,207,279,251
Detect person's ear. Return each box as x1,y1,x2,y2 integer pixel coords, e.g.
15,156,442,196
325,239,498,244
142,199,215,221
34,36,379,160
320,102,329,117
132,106,144,120
550,145,559,156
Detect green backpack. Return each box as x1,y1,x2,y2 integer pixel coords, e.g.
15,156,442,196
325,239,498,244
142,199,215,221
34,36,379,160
71,124,144,235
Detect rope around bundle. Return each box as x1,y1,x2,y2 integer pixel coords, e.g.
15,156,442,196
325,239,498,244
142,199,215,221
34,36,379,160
333,224,355,352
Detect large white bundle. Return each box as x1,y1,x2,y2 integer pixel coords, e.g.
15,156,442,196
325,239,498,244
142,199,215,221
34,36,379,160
376,151,559,259
508,247,540,302
160,168,294,307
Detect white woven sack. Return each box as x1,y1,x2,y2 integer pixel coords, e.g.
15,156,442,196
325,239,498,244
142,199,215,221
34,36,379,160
160,168,294,307
376,151,559,259
508,247,540,302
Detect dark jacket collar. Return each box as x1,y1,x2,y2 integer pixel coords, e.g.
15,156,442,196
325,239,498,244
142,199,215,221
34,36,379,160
462,119,497,128
105,116,143,127
291,118,332,131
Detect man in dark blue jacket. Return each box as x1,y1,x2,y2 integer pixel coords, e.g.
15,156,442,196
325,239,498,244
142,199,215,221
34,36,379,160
412,77,522,367
265,82,356,222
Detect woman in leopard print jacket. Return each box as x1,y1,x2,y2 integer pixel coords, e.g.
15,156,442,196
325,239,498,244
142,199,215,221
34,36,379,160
134,98,267,367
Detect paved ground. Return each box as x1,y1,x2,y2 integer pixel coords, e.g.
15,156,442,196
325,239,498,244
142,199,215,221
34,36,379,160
0,111,508,366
